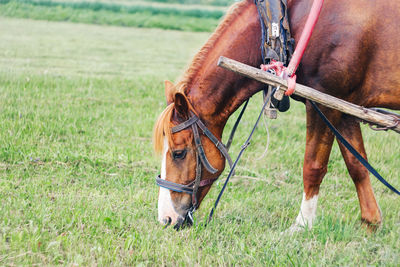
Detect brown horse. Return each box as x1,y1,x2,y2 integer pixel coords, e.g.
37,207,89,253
153,0,400,230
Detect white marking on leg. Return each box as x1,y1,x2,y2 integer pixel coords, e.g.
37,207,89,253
158,138,179,224
288,192,318,233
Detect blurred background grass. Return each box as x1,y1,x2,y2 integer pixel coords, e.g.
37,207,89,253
0,0,235,31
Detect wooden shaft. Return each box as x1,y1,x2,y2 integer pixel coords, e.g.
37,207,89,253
217,56,400,134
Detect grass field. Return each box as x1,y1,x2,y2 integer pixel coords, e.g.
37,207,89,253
0,16,399,265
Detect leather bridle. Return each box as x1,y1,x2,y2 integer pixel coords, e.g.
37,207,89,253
156,111,233,217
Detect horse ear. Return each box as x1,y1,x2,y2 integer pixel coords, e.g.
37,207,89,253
164,80,174,105
174,92,189,119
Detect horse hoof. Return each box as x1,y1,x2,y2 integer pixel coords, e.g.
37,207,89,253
361,219,382,233
281,224,305,235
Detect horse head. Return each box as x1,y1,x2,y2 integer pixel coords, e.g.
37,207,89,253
154,81,227,229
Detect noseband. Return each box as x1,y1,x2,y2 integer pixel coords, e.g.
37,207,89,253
156,111,233,212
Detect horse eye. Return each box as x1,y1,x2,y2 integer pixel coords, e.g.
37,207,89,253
172,149,187,160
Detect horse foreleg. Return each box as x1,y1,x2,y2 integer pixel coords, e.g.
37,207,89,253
289,102,341,232
336,115,382,229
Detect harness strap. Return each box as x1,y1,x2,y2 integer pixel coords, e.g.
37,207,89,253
171,115,199,133
255,0,294,64
156,175,218,195
192,122,218,174
310,101,400,195
192,153,202,207
226,100,249,150
196,119,234,169
156,175,194,194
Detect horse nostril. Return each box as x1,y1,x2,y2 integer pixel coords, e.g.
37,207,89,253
162,217,172,228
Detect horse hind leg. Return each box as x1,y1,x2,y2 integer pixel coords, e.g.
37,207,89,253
336,115,382,230
288,103,341,233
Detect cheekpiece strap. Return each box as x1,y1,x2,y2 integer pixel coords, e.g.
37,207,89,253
196,119,234,170
192,123,218,174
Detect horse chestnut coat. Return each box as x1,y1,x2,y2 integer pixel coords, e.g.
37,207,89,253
154,0,400,230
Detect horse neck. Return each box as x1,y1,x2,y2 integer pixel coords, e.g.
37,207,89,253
183,0,263,135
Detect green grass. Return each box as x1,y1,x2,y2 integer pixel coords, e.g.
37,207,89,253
0,16,399,265
0,0,223,31
47,0,235,6
138,0,234,6
48,0,230,11
3,0,225,18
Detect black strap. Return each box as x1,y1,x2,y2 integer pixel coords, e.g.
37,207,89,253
156,175,194,194
192,153,202,207
370,108,400,118
226,100,249,150
208,88,276,223
196,119,234,169
310,101,400,195
171,115,199,133
192,122,218,174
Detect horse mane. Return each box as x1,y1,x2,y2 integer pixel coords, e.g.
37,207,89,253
153,103,174,153
153,0,251,154
176,0,251,93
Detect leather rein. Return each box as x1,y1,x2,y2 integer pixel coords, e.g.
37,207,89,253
156,111,234,216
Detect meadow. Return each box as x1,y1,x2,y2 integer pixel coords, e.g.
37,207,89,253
0,11,399,266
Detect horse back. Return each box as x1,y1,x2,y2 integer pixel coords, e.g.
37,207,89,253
293,0,400,110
